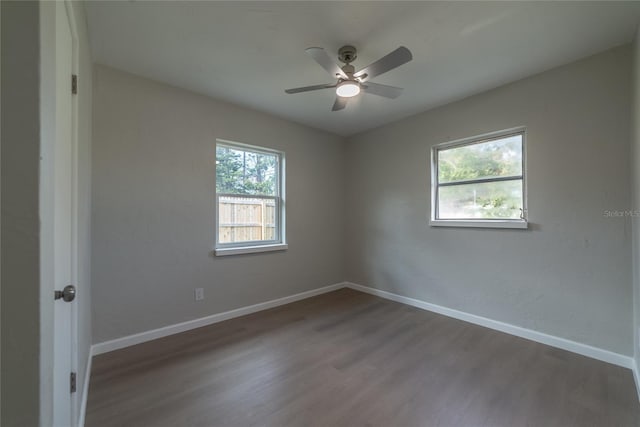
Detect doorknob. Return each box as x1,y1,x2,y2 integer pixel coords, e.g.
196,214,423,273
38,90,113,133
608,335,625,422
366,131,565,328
54,285,76,302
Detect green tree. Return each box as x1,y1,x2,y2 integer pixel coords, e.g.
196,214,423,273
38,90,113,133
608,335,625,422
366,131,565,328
437,137,522,219
438,139,521,183
216,146,244,193
216,147,278,195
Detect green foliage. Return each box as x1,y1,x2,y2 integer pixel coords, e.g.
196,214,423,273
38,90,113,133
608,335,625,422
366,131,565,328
439,180,522,219
216,146,277,196
438,137,521,183
437,136,523,219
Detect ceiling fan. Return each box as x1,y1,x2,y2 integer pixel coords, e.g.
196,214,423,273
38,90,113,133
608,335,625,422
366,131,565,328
285,45,413,111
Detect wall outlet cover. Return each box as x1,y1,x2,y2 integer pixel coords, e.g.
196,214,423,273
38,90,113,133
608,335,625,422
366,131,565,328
195,288,204,301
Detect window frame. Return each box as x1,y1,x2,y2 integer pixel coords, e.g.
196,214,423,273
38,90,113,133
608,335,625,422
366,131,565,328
430,127,528,229
214,139,287,256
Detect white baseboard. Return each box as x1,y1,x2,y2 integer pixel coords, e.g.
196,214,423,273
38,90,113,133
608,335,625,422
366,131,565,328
78,346,93,427
345,282,634,370
87,280,638,403
93,280,634,369
92,282,347,355
633,358,640,402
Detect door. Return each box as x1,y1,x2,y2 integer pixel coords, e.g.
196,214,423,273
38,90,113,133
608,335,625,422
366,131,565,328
52,2,77,426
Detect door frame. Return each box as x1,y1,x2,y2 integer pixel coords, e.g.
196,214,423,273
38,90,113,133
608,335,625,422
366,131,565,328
39,1,80,425
67,0,81,421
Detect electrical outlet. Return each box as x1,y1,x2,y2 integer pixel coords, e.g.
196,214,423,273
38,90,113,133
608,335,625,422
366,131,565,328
195,288,204,301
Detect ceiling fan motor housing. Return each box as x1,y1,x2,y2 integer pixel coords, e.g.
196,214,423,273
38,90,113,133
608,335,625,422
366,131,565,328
341,63,356,77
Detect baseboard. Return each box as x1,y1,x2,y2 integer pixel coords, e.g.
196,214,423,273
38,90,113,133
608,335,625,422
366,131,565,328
78,346,93,427
88,280,638,402
92,282,347,355
633,358,640,402
345,282,634,370
93,280,634,369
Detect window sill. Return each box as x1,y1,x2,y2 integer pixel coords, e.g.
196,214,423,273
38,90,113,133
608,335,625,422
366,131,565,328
214,243,288,257
430,219,528,229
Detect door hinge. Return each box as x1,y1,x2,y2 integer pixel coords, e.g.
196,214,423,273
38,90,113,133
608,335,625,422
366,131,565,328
71,74,78,95
70,372,77,393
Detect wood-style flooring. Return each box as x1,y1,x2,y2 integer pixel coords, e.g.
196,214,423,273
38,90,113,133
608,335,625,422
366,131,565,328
86,288,639,427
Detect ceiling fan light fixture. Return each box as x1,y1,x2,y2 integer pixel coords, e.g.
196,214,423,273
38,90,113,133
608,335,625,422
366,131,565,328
336,81,360,98
284,45,412,110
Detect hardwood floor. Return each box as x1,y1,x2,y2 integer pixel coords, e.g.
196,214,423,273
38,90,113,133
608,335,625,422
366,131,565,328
86,288,639,427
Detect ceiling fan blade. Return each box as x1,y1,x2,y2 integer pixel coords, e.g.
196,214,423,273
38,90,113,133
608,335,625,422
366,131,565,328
354,46,412,81
306,47,348,79
285,83,335,94
362,82,404,99
332,97,348,111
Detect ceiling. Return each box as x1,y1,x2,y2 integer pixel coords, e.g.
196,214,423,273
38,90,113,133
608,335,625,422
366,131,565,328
85,1,640,136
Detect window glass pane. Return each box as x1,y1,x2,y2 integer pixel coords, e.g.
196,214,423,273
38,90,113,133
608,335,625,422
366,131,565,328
218,196,277,244
216,146,278,196
438,180,523,219
438,134,522,184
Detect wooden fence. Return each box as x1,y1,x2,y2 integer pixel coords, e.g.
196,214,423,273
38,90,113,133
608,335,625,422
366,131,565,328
218,196,276,243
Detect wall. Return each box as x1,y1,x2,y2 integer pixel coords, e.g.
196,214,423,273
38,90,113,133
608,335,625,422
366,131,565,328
1,2,41,425
0,2,93,424
92,65,345,343
345,45,632,355
632,26,640,375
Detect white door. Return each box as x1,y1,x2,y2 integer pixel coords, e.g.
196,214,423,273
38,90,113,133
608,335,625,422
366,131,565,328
52,2,77,426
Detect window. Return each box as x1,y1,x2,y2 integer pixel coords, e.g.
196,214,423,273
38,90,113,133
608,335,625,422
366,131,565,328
215,140,286,255
431,128,527,229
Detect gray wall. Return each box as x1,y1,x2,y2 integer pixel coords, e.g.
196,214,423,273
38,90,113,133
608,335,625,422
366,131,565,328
0,2,92,425
1,2,41,425
92,65,345,343
632,27,640,371
345,45,633,355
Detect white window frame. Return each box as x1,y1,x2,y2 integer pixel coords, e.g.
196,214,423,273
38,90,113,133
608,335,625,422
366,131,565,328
214,139,287,256
430,127,528,229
